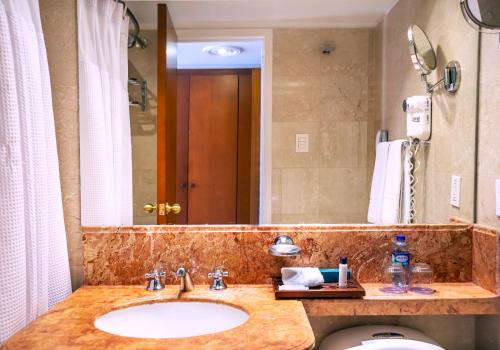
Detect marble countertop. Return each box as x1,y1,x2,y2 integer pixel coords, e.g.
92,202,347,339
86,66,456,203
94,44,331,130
304,283,500,316
1,285,315,350
2,283,498,349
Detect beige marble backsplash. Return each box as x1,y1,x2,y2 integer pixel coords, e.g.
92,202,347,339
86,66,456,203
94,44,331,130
272,29,374,224
374,0,479,224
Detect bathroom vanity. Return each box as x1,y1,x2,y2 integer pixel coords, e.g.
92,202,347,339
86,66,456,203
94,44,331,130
2,222,499,350
2,283,497,350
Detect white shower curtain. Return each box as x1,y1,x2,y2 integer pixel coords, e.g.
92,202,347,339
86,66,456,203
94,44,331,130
0,0,71,343
78,0,133,226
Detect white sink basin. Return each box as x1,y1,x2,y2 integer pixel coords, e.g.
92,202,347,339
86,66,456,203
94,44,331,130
94,301,249,339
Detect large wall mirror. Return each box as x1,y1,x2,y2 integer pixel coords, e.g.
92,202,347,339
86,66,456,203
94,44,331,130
81,0,481,226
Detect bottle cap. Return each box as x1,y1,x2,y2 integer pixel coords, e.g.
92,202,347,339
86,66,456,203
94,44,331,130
340,256,347,264
396,234,406,242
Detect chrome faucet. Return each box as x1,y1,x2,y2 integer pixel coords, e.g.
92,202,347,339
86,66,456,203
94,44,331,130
176,267,194,292
208,267,229,290
145,269,165,291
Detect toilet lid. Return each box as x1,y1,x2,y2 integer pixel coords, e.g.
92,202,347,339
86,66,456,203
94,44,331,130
346,339,445,350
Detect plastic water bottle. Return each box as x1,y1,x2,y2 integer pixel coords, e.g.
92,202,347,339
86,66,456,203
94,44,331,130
391,234,410,289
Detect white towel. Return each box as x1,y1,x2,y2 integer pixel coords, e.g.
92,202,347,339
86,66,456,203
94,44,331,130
381,140,406,224
368,142,390,223
281,267,324,287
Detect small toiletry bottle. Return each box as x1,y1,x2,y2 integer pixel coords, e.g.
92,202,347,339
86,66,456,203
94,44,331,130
391,234,410,288
338,256,348,288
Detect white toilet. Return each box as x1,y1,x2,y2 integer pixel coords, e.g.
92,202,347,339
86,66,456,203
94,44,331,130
319,325,445,350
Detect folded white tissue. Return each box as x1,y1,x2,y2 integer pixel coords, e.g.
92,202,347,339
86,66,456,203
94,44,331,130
278,285,309,291
281,267,324,287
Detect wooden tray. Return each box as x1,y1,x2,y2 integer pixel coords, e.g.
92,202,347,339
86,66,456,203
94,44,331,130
272,277,366,299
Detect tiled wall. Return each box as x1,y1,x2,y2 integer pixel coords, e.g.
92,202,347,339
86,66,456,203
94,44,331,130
476,33,500,346
40,0,83,289
128,30,158,225
373,0,478,223
477,34,500,228
271,29,374,224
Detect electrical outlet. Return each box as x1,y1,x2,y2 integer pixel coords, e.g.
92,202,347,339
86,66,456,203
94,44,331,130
450,176,461,208
295,134,309,153
496,180,500,217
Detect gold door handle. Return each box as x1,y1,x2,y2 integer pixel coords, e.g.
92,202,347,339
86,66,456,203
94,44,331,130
143,203,157,213
166,203,182,215
144,203,181,215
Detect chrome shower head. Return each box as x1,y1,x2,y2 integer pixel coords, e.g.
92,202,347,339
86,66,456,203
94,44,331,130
128,34,148,49
320,44,335,55
134,35,148,49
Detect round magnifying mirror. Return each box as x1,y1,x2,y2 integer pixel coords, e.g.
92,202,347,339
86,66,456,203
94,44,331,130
460,0,500,33
407,25,437,75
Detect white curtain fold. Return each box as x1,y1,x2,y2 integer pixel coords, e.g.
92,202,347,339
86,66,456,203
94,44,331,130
78,0,132,226
0,0,71,343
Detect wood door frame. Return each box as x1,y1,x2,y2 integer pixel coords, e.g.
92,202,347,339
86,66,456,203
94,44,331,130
175,29,273,223
176,69,260,224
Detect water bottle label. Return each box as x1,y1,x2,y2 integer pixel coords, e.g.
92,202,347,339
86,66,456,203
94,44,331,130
392,252,410,267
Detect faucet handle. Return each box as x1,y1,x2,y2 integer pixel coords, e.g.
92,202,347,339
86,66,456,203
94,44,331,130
208,267,229,290
145,269,165,291
145,270,166,279
208,267,228,279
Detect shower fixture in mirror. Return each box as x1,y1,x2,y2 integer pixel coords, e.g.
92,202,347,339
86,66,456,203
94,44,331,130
460,0,500,33
80,0,480,227
407,25,461,94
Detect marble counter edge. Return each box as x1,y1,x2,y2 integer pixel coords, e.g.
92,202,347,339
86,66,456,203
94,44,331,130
81,223,471,234
303,283,499,316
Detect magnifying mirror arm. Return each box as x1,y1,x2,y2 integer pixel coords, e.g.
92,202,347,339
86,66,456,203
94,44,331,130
422,74,444,94
419,61,461,94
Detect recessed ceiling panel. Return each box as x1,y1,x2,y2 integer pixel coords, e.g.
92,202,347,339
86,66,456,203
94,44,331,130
127,0,399,29
177,40,262,69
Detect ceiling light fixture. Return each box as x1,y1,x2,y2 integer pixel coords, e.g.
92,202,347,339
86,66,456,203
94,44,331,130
203,45,243,57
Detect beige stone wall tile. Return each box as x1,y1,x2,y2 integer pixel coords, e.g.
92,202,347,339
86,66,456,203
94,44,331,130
69,265,84,290
133,216,156,225
40,0,81,289
132,169,156,221
273,51,322,77
272,169,282,215
319,29,371,75
374,0,478,223
273,29,323,54
128,30,158,224
272,28,373,223
319,121,367,168
477,33,500,228
320,74,369,121
272,121,321,168
132,134,157,172
319,168,368,219
271,213,320,224
40,3,77,87
273,75,322,122
280,168,320,215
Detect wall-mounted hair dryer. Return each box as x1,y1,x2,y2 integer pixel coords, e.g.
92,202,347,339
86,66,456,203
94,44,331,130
402,96,432,141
